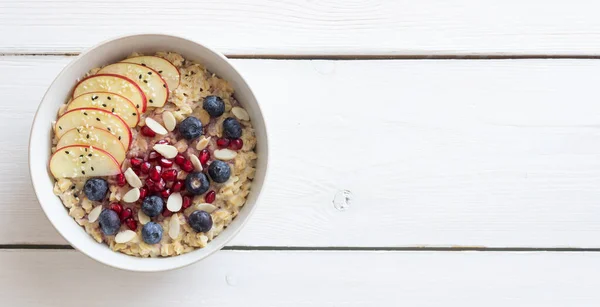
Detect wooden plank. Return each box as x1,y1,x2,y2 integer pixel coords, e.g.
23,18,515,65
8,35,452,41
3,0,600,55
4,56,600,247
1,250,599,306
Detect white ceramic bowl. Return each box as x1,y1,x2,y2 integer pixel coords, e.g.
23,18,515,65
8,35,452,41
29,34,269,272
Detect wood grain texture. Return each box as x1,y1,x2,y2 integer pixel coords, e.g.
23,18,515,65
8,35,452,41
1,250,600,306
4,57,600,247
3,0,600,55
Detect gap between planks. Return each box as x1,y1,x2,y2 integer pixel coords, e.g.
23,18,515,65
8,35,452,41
4,245,600,252
5,52,600,60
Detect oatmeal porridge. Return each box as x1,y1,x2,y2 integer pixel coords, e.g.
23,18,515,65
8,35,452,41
49,52,257,257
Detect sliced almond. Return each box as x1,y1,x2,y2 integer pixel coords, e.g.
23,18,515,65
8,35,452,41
196,203,217,213
115,230,137,243
167,192,183,212
145,117,168,135
162,111,177,132
153,144,178,159
189,154,202,171
138,210,150,225
168,214,180,239
213,149,237,160
231,107,250,121
184,203,217,216
88,205,103,223
124,168,142,188
196,136,210,150
122,187,140,203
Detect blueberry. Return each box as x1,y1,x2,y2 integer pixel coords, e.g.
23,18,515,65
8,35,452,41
178,116,203,140
98,209,120,235
141,195,164,217
223,117,242,139
141,222,163,244
208,160,231,183
188,210,213,232
83,178,108,201
202,96,225,117
185,172,210,195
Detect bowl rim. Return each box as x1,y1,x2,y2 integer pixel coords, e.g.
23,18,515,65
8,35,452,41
28,33,270,272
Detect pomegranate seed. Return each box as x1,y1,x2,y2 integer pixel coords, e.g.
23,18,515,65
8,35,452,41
199,149,210,165
159,158,174,168
161,188,171,198
139,187,148,200
119,207,133,222
140,162,152,174
181,159,194,172
145,178,156,191
155,179,166,191
158,158,173,168
162,209,173,217
216,138,230,149
133,169,141,176
171,180,184,192
162,169,177,181
205,190,216,203
116,173,126,187
174,154,186,166
228,138,243,150
125,217,137,231
156,139,169,145
148,151,161,161
146,178,166,192
130,157,143,168
141,125,156,137
149,165,162,181
182,195,192,209
109,203,123,214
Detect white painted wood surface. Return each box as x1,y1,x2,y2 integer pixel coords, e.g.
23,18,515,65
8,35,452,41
4,1,600,304
4,0,600,55
3,56,600,247
2,250,600,306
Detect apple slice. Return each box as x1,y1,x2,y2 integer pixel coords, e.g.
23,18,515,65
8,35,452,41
50,145,121,178
122,56,180,91
67,92,139,127
98,63,168,108
55,108,132,149
57,128,127,164
73,74,147,113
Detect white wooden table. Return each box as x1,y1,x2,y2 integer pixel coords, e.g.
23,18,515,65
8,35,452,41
3,0,600,305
